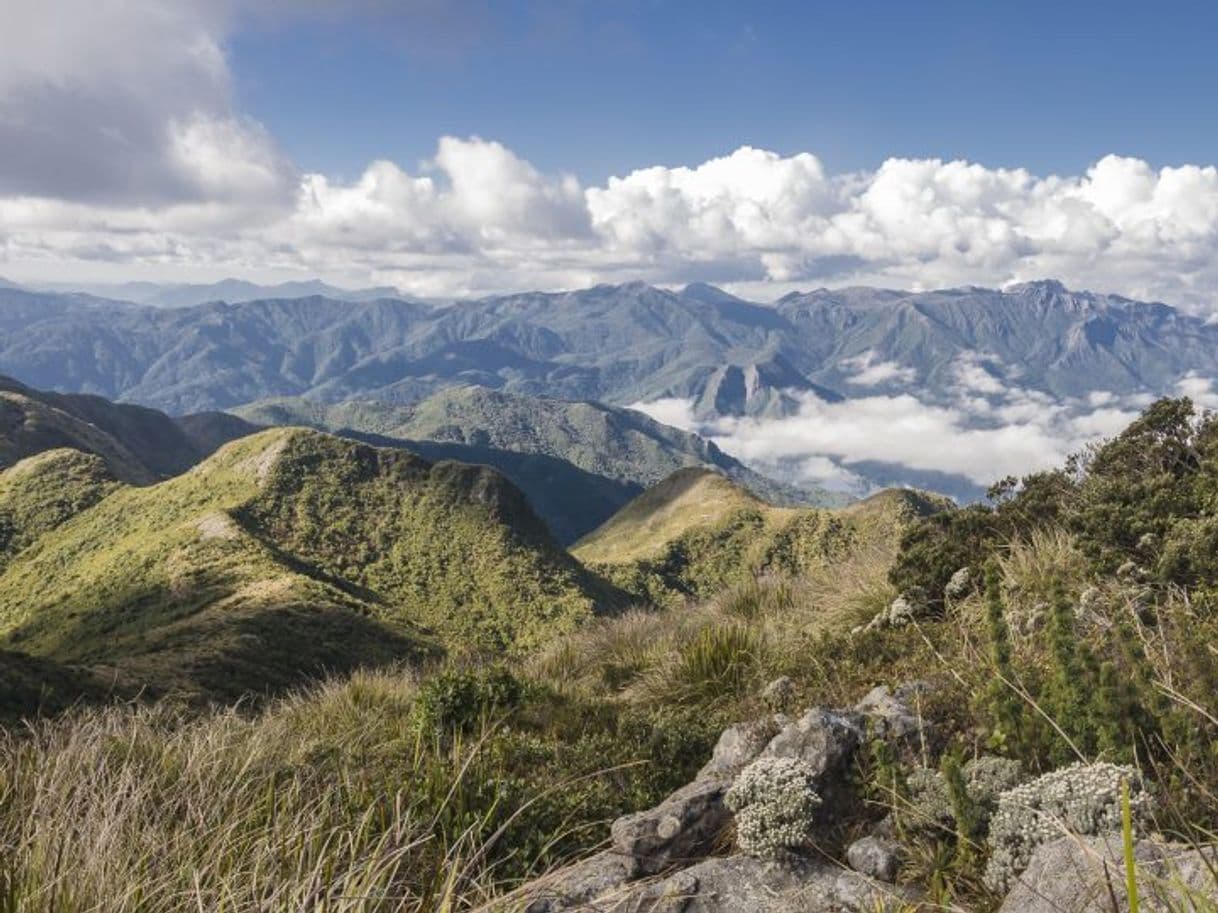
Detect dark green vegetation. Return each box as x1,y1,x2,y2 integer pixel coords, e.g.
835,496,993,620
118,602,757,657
234,385,836,543
0,650,122,726
2,281,1214,417
0,428,621,701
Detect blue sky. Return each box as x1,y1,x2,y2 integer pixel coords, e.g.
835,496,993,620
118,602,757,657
3,0,1218,309
229,0,1218,182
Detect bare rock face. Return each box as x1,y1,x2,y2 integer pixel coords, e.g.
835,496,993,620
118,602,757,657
846,835,903,883
999,833,1218,913
760,709,864,776
521,851,640,913
610,778,734,875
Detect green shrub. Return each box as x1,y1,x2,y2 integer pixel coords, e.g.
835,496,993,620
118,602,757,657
410,664,523,733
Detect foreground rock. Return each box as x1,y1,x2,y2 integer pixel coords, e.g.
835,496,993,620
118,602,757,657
1000,833,1218,913
615,855,916,913
610,778,733,875
514,685,931,913
522,855,917,913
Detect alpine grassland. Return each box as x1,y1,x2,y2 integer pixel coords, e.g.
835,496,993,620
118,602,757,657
4,398,1218,910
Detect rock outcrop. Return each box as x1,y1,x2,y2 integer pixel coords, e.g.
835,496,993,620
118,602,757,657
610,779,733,875
513,683,931,913
999,833,1218,913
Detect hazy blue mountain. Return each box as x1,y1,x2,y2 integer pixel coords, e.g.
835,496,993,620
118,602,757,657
232,386,841,542
32,278,408,308
774,280,1218,399
1,280,1216,419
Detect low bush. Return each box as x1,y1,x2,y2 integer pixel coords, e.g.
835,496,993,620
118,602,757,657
725,756,822,858
984,762,1153,893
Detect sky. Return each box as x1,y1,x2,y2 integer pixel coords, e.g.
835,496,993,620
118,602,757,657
3,0,1218,310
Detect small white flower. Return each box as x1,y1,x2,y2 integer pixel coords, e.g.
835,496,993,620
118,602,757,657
983,762,1152,893
726,756,822,858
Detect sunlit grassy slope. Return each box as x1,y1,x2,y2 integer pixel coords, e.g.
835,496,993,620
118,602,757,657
570,467,948,604
0,428,622,701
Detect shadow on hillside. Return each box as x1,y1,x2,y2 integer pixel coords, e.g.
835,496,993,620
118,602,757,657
337,429,642,544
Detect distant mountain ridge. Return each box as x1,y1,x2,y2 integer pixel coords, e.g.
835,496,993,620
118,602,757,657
26,277,409,308
0,374,208,483
0,280,1212,419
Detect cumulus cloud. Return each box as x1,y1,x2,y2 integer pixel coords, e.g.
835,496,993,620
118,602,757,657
9,135,1218,308
0,0,293,206
842,350,916,387
5,3,1218,311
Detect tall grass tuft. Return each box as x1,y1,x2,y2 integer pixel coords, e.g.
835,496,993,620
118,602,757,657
636,622,768,708
0,668,628,913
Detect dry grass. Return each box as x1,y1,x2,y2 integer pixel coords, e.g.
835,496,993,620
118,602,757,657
0,669,536,913
530,534,897,712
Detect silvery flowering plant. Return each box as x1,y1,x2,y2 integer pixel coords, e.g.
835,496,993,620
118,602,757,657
725,756,822,859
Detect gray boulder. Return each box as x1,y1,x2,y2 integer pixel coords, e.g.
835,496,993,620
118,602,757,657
999,833,1218,913
610,778,733,875
697,718,782,781
611,854,917,913
521,851,640,913
760,709,864,776
846,835,903,883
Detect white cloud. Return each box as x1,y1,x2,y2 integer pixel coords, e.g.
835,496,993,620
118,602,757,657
1175,372,1218,410
9,137,1218,309
841,350,916,387
635,382,1145,494
0,0,293,206
950,352,1008,395
4,4,1218,312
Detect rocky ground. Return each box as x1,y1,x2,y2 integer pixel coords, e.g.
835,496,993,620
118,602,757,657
501,682,1218,913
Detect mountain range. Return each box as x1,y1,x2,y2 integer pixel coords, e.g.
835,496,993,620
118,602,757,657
13,277,408,308
0,373,906,706
0,279,1212,419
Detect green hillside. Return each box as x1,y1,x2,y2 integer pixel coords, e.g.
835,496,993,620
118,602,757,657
571,468,935,604
0,428,621,701
233,386,842,542
0,375,207,483
0,449,122,568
